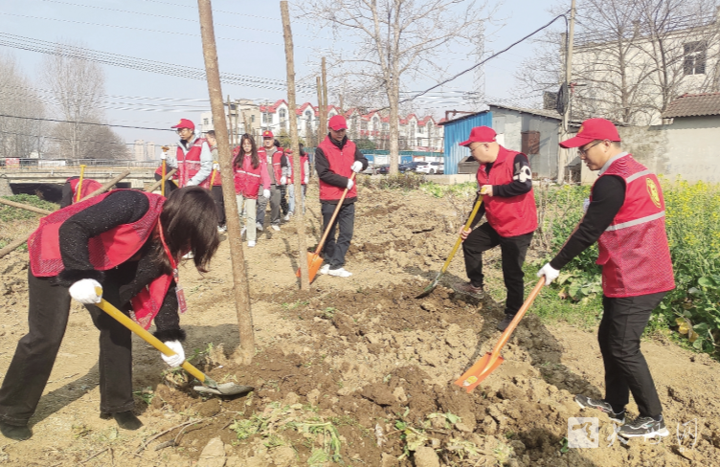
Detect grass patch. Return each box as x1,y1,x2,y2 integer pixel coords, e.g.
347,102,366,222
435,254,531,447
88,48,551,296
0,194,57,222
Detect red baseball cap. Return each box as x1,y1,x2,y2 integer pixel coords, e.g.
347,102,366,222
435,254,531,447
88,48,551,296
329,115,347,131
459,126,496,146
262,130,274,139
171,118,195,131
559,118,620,148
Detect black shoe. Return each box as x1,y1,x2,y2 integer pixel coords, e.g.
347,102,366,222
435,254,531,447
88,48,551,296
618,415,669,438
574,394,625,423
496,314,515,331
103,411,143,430
0,420,32,440
452,282,484,299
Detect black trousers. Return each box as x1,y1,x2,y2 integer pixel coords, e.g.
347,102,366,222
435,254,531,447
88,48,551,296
0,271,134,427
211,185,226,227
154,172,178,197
462,222,533,316
599,292,665,418
279,185,289,216
321,202,355,269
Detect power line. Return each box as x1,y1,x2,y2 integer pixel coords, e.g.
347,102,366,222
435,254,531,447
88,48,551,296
0,113,175,131
0,129,139,146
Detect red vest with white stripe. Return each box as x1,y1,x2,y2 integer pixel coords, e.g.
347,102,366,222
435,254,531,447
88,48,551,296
476,147,537,237
271,149,285,183
288,153,309,184
68,177,103,203
210,147,222,186
233,152,266,199
593,153,675,297
27,191,173,329
177,138,210,189
319,136,357,200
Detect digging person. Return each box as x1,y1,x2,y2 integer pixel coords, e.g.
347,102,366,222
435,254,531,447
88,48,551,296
0,187,220,441
537,118,675,439
315,115,369,278
453,126,537,332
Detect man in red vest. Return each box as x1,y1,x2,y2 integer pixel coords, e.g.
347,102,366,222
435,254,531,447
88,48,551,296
256,130,288,232
455,126,537,332
538,118,675,439
169,119,213,189
315,115,368,277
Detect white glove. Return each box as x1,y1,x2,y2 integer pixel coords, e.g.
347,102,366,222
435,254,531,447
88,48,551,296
303,176,308,184
351,161,363,173
213,163,220,171
280,176,287,185
162,340,185,368
263,189,271,199
69,279,102,304
346,179,354,190
537,263,560,285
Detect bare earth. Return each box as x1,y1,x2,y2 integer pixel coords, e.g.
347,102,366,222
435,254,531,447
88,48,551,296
0,184,718,466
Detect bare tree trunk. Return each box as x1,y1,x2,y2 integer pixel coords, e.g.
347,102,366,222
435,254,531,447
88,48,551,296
197,0,255,365
321,57,328,134
281,1,310,291
316,76,324,145
388,78,400,175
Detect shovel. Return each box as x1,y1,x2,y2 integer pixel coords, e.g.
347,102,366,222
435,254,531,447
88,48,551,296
92,287,254,397
416,195,484,298
454,277,545,393
297,172,357,282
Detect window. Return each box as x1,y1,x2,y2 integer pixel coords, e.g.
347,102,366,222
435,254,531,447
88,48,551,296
521,131,540,155
251,115,255,123
203,118,209,126
684,41,707,75
279,109,287,119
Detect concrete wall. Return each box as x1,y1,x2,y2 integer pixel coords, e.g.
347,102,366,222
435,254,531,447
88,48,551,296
579,117,720,184
490,107,560,179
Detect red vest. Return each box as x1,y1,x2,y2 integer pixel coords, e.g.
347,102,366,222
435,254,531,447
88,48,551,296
476,147,537,237
593,153,675,297
271,149,285,183
68,177,103,202
27,191,173,330
177,138,210,189
210,147,222,186
233,152,269,199
318,136,357,200
288,154,309,185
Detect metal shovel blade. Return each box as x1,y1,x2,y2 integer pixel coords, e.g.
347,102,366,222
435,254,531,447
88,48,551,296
416,272,442,298
194,383,254,396
453,352,504,393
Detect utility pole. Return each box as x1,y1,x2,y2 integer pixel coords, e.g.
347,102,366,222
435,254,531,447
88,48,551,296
321,57,328,134
281,1,310,290
316,76,324,146
559,0,576,184
197,0,255,364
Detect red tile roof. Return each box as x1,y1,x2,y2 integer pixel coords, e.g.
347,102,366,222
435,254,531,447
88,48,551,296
662,93,720,118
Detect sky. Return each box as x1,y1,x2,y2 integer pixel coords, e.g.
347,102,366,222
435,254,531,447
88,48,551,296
0,0,565,150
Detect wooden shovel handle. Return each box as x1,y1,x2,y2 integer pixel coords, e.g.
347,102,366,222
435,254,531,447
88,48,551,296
312,172,356,255
440,195,483,275
485,278,545,366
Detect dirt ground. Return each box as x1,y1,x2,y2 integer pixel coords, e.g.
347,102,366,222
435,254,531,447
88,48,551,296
0,184,719,466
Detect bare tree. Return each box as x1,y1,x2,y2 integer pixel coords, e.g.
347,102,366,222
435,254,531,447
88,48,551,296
515,0,720,125
300,0,489,174
42,42,127,160
0,53,47,158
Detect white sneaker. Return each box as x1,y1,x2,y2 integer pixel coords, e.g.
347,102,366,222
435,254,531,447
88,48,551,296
328,267,352,278
217,225,227,233
283,212,293,221
240,227,246,239
319,264,330,275
182,251,194,259
247,241,256,247
256,222,264,232
271,224,280,231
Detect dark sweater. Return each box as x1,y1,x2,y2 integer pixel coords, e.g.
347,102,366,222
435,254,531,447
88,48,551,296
56,190,183,341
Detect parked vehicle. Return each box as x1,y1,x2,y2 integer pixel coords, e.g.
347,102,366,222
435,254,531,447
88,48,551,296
376,165,390,175
415,161,444,174
399,161,423,173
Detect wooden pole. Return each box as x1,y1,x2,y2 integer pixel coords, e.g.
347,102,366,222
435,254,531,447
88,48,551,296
321,57,329,130
281,1,310,290
197,0,255,364
234,100,240,146
316,76,323,147
145,168,178,194
0,171,131,260
0,198,53,216
559,0,576,184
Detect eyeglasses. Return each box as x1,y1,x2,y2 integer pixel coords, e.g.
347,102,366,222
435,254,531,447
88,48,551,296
176,128,191,134
578,140,602,157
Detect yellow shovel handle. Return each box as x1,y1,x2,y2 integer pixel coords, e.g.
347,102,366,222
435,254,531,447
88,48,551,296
93,288,206,383
440,195,484,274
161,160,167,197
76,165,86,203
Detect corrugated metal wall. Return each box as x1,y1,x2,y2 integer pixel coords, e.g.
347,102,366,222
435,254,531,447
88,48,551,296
443,112,493,175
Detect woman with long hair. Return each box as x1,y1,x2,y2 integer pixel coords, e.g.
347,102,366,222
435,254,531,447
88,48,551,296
234,134,271,247
0,187,220,440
